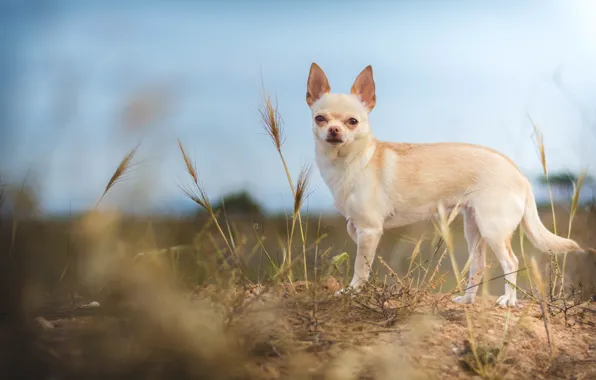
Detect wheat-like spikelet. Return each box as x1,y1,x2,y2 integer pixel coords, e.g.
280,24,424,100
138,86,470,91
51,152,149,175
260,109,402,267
95,144,140,208
407,239,423,276
178,138,199,186
528,115,562,300
529,118,547,176
176,139,239,260
568,169,586,238
179,184,208,210
176,138,209,210
259,95,284,152
294,164,312,215
529,116,556,231
258,88,309,287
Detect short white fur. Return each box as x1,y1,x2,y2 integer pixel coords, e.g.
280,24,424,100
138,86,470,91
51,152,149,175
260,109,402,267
306,62,583,308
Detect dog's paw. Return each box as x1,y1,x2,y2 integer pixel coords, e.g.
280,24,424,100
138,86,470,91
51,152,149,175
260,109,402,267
452,294,475,305
496,294,518,308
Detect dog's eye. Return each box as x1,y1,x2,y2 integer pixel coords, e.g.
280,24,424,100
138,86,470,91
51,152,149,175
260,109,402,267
347,118,358,126
314,115,326,123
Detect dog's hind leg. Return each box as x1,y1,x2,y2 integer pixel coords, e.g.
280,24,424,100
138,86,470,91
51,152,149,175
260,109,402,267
473,193,524,307
453,208,487,305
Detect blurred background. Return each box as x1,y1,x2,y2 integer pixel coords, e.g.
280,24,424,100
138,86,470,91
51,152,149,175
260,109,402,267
1,0,595,215
0,0,595,308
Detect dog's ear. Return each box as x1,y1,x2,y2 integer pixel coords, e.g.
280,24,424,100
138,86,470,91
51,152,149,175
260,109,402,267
351,65,376,111
306,63,330,107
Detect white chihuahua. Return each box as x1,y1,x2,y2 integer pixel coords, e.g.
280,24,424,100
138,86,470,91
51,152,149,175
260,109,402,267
306,63,583,307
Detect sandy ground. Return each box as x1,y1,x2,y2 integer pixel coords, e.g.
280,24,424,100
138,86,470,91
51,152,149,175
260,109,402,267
17,282,596,380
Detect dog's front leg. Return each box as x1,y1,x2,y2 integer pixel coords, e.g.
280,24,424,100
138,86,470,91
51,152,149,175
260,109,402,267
336,226,383,295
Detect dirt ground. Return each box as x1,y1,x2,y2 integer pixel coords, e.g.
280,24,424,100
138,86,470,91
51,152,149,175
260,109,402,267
10,282,595,380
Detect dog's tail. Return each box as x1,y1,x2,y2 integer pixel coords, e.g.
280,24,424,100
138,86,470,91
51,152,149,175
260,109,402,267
522,182,583,253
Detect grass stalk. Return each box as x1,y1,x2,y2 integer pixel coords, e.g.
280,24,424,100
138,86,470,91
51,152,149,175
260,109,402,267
177,138,250,284
559,169,586,296
529,256,556,361
529,116,561,301
95,144,140,208
259,92,311,287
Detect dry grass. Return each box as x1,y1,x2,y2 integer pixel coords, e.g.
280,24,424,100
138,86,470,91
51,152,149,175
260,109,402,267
1,94,595,380
95,144,140,208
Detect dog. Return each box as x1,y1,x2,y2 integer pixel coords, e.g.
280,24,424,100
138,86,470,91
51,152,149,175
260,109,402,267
306,62,583,307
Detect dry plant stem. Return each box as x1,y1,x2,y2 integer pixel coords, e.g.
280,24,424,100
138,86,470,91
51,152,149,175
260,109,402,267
252,225,279,275
314,215,322,284
177,139,248,282
436,202,464,293
295,166,312,288
559,170,586,297
177,139,232,252
419,236,444,286
529,256,557,361
518,227,535,297
407,239,423,279
376,256,406,289
425,248,449,290
64,143,141,301
95,144,140,208
529,116,557,236
377,254,430,311
279,147,308,286
260,94,309,287
529,116,562,300
435,201,485,372
459,267,526,297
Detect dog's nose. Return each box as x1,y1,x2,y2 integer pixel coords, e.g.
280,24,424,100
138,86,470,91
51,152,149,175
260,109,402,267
328,126,340,137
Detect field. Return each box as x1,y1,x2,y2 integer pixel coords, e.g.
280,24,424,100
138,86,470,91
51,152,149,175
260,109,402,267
1,207,595,379
1,101,595,380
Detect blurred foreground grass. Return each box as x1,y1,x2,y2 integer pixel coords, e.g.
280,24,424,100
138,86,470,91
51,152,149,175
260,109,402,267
0,202,595,379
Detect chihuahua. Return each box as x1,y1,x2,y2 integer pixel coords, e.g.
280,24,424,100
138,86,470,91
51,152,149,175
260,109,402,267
306,63,583,307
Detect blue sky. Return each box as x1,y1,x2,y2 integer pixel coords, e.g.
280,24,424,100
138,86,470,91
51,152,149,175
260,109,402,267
1,0,595,214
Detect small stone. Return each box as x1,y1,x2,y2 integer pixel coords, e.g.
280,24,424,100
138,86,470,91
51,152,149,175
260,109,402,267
35,316,54,330
325,277,341,292
81,301,100,308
